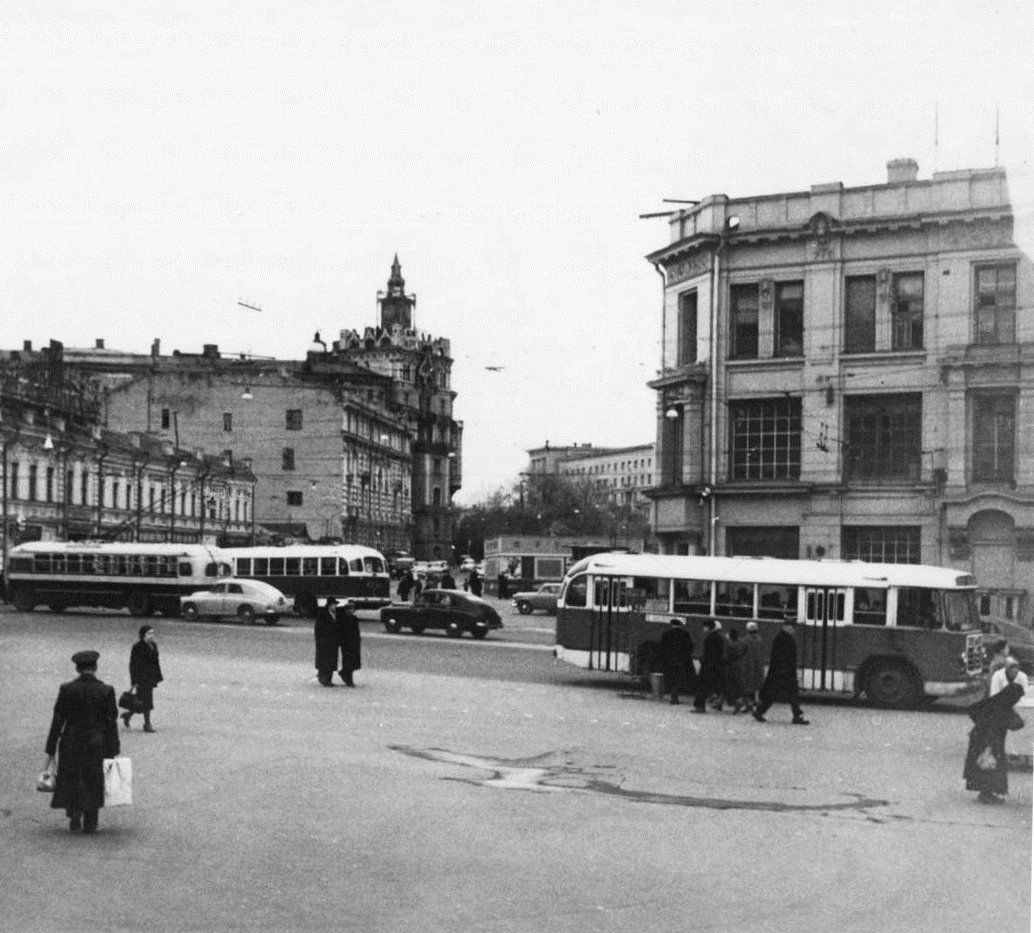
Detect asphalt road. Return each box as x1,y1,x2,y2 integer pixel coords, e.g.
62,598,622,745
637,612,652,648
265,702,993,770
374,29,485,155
2,605,1031,933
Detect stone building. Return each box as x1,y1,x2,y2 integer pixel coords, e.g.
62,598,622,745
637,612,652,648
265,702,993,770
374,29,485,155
0,343,255,564
526,442,654,513
53,258,461,559
645,159,1034,628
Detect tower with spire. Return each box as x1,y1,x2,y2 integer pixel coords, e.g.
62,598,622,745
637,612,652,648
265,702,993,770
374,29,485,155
379,254,416,330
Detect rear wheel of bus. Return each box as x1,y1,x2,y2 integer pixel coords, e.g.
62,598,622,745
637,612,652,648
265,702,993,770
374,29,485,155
127,591,151,617
865,659,922,708
12,585,36,612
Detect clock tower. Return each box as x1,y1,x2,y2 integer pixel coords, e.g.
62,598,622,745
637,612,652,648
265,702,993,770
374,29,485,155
378,254,415,330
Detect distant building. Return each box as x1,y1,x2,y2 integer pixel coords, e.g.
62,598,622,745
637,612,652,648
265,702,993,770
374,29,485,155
33,257,461,559
646,158,1034,627
0,344,254,560
526,442,655,513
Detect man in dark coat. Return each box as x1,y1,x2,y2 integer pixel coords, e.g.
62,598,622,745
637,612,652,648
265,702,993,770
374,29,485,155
963,681,1024,804
467,569,483,597
753,619,809,724
336,599,363,687
439,569,457,590
692,619,726,713
659,619,697,705
397,570,414,603
45,650,121,833
314,598,340,686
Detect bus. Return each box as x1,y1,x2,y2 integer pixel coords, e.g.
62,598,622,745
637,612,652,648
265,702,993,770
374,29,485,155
4,541,232,617
221,544,391,615
554,552,986,708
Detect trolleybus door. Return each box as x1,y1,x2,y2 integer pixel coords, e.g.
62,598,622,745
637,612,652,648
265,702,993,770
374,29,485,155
800,587,846,691
589,576,625,672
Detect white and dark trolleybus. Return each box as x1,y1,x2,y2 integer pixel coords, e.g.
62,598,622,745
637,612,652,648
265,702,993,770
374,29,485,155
4,541,232,617
555,552,986,708
220,544,391,615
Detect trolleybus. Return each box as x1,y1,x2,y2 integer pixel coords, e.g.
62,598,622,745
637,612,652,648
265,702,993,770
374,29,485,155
220,544,391,615
555,552,986,708
4,541,232,616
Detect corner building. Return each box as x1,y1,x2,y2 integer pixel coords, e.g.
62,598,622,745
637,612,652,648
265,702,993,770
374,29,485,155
646,159,1034,628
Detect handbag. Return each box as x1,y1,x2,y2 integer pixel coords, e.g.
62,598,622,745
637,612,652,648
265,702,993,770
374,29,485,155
119,688,144,714
103,757,133,806
1007,710,1025,732
36,758,57,793
976,747,997,771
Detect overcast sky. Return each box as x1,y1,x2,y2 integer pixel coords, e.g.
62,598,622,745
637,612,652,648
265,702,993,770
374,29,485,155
2,1,1032,504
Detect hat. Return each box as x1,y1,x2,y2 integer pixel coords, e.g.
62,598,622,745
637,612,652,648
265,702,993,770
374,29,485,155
745,621,759,632
325,597,338,606
71,650,100,667
1005,656,1021,669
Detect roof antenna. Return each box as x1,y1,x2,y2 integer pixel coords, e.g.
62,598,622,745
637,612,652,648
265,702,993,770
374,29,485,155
994,105,1000,167
933,101,939,172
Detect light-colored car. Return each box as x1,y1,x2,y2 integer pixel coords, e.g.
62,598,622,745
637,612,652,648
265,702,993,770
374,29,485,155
511,583,563,615
180,579,289,625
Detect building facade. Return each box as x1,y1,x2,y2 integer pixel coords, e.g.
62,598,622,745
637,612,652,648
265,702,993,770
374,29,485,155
46,258,461,559
646,159,1034,627
0,344,255,566
526,442,654,513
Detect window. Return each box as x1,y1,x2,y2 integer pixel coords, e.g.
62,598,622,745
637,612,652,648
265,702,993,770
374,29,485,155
972,393,1015,483
677,290,697,364
286,490,303,506
775,281,804,357
730,284,759,359
286,409,303,431
46,466,54,502
892,272,923,350
9,461,18,499
223,412,233,432
282,447,295,471
853,587,887,626
896,587,940,629
161,409,171,429
320,557,338,576
662,406,683,485
845,275,876,353
844,394,921,480
729,397,801,480
80,472,89,505
974,263,1016,345
27,464,37,500
842,526,921,563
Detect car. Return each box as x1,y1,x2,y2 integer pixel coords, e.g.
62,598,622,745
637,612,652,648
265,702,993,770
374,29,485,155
511,582,563,615
459,557,476,573
982,618,1034,676
380,589,503,638
180,579,289,625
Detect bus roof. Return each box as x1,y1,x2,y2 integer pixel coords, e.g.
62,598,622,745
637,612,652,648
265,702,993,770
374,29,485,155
566,552,975,590
220,544,387,560
9,541,228,558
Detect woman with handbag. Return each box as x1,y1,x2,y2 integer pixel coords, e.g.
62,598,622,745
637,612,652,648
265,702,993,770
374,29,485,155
123,625,163,732
963,680,1025,805
45,650,120,833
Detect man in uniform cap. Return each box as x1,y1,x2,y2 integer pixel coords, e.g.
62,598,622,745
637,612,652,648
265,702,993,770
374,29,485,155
44,649,120,832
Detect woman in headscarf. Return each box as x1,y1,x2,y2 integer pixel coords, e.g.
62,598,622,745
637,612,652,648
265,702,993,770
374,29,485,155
123,624,163,732
963,681,1025,805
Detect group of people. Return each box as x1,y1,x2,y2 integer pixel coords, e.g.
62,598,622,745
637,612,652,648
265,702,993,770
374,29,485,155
396,566,482,601
43,625,163,834
659,616,808,724
313,597,363,687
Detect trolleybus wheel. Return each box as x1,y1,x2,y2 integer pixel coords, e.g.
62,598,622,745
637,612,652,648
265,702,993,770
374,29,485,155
866,661,922,709
11,585,36,612
237,604,256,625
47,600,67,613
383,616,402,634
181,603,200,621
127,591,151,617
410,625,424,634
516,600,533,615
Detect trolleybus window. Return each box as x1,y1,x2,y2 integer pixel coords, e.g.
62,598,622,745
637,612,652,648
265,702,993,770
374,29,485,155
716,584,754,619
321,557,338,576
302,557,318,576
636,577,670,612
285,558,301,576
673,579,710,615
564,575,587,607
758,583,796,620
853,587,886,625
897,587,939,629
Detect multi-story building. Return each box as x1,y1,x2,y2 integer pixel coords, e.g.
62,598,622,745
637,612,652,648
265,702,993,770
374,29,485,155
49,258,461,559
645,158,1034,627
0,343,255,561
525,441,655,522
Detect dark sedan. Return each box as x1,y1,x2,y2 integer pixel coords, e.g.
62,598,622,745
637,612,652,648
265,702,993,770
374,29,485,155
380,589,503,638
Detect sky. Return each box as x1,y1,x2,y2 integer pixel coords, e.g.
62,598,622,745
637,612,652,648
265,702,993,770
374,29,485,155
2,1,1033,505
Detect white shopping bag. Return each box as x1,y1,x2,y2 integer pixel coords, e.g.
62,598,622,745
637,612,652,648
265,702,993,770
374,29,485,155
103,757,133,806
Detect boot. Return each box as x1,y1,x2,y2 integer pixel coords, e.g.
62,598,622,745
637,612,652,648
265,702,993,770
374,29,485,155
68,809,82,832
143,714,156,733
82,810,98,833
121,712,132,728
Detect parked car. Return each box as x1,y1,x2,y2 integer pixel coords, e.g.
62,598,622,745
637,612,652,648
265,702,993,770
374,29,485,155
180,579,289,625
511,583,563,615
982,617,1034,675
381,589,503,638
